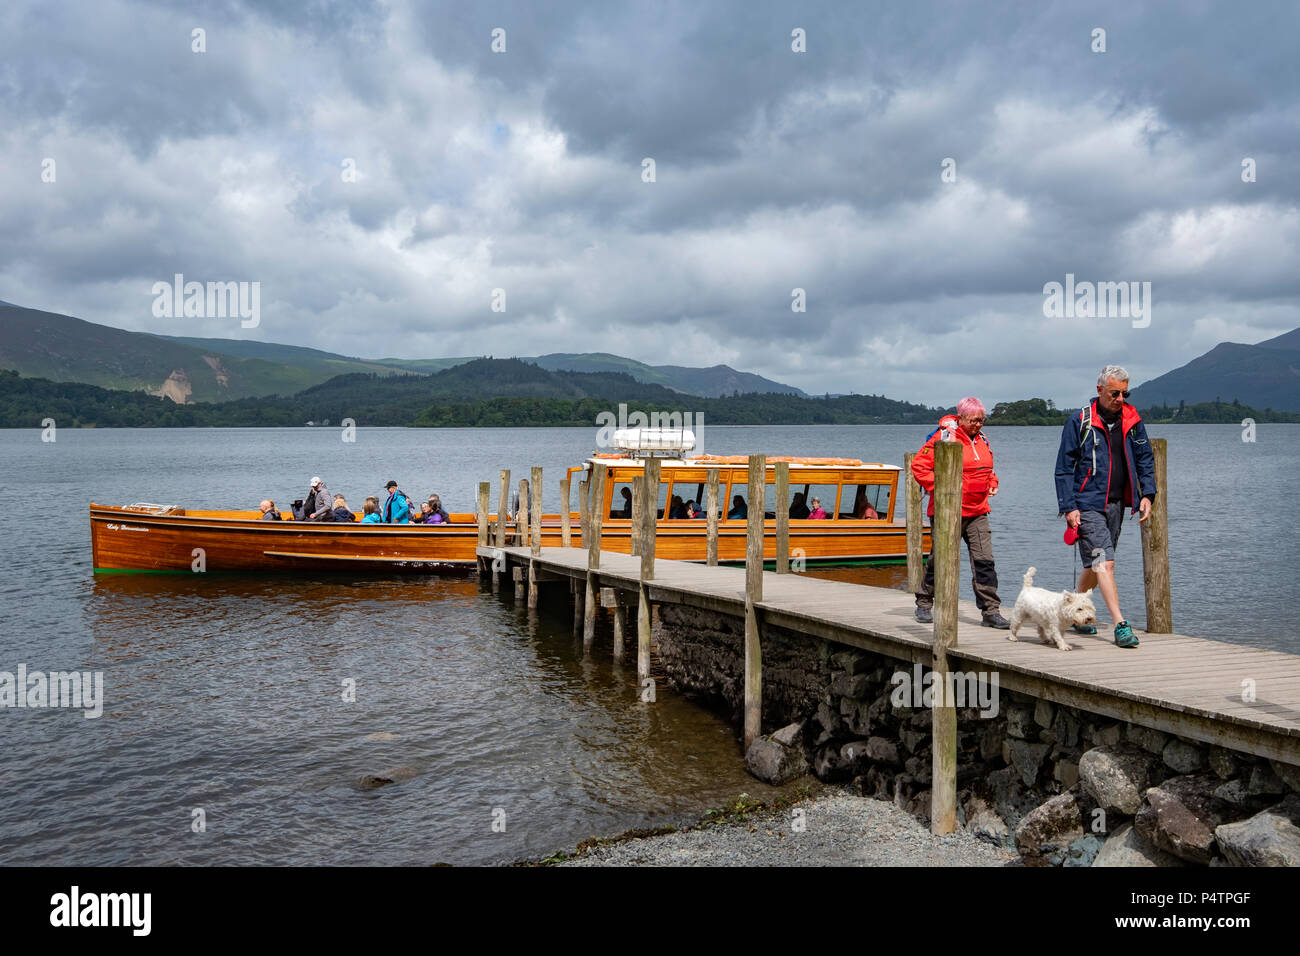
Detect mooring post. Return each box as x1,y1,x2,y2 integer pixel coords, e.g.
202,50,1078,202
577,478,589,547
930,439,962,835
775,461,790,574
904,451,923,594
1140,438,1171,633
560,476,571,548
584,463,607,647
530,466,542,558
512,565,525,604
518,477,530,552
600,587,624,660
496,469,511,549
637,458,660,685
630,475,642,557
744,454,765,749
705,467,720,566
476,481,490,576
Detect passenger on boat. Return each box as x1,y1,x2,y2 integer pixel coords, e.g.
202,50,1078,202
332,495,356,522
615,487,632,519
790,492,811,519
911,397,1008,629
259,500,282,520
382,481,410,524
360,501,382,523
728,495,747,519
685,500,700,519
668,495,686,519
809,497,827,520
851,487,880,519
307,478,334,521
427,496,450,523
409,505,426,524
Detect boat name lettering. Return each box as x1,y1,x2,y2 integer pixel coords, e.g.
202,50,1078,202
106,523,149,532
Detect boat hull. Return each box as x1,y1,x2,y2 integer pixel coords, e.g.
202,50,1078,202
90,505,930,574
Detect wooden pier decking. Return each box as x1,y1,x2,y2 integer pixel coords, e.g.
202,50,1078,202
479,544,1300,766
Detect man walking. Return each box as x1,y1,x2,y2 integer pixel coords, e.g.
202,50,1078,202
912,398,1009,628
1055,365,1156,648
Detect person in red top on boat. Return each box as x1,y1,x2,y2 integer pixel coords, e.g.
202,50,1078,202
910,397,1009,629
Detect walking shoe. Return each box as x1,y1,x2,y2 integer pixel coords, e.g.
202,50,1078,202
1071,624,1097,635
915,606,933,624
981,612,1010,630
1113,621,1139,648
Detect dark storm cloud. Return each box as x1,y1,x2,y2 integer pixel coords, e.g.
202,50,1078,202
0,0,1296,405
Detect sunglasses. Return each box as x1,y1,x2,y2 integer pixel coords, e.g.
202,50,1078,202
1105,389,1131,399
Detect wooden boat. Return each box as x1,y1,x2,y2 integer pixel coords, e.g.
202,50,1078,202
90,440,929,574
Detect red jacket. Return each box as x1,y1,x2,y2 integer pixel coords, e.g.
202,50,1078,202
911,416,998,518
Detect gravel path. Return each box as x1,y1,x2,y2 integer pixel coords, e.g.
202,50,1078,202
557,788,1020,866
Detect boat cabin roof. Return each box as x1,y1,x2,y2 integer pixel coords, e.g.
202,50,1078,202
582,454,901,471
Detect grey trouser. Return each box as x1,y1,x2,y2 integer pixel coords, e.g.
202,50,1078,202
916,512,1001,615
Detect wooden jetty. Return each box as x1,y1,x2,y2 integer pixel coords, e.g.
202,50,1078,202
474,442,1300,838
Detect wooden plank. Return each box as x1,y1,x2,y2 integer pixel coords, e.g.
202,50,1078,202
530,466,543,558
639,459,661,683
584,464,608,648
904,451,922,594
706,468,719,566
744,454,765,749
496,469,511,548
476,482,490,548
560,476,571,548
517,477,530,550
931,439,962,835
578,478,589,545
1141,438,1172,633
775,462,790,574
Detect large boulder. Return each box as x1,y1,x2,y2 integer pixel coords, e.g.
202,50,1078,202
1214,794,1300,867
1162,739,1206,774
1015,792,1084,864
1135,774,1235,865
1080,745,1156,815
1093,822,1187,867
745,736,809,785
1008,739,1052,787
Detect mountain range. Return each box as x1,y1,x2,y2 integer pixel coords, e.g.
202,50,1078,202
1127,328,1300,414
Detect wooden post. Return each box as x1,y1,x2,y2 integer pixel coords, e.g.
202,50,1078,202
600,587,624,661
572,578,583,635
930,440,962,835
527,560,539,609
629,476,642,557
517,478,529,551
476,481,490,576
706,468,720,566
560,477,571,548
775,462,790,574
512,565,525,604
1140,437,1172,633
744,454,765,749
530,466,542,558
577,478,589,547
905,452,923,594
637,459,660,684
496,469,510,549
584,464,607,647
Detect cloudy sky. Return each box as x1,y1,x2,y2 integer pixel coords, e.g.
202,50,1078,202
2,0,1297,406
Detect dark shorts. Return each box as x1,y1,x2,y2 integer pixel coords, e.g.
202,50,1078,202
1077,501,1124,567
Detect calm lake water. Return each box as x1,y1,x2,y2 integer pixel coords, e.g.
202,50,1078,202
1,424,1295,864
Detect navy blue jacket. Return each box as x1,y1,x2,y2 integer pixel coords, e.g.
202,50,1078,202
1055,399,1157,515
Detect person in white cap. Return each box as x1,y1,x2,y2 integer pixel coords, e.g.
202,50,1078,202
307,477,333,521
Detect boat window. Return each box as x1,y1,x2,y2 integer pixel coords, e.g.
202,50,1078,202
608,482,635,519
796,484,837,519
837,483,891,519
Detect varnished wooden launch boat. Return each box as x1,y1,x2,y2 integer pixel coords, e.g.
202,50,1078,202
90,446,928,574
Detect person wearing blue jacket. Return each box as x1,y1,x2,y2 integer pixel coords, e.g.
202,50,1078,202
382,480,410,524
1055,365,1157,648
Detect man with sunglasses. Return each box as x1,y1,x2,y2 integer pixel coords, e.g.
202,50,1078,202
1054,365,1156,648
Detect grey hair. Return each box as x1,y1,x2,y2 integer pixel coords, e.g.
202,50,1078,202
1097,365,1130,387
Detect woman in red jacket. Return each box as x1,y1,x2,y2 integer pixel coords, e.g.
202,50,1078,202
910,398,1008,628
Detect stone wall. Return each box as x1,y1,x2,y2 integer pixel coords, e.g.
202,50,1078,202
653,603,1300,866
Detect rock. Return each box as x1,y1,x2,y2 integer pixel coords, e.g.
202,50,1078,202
831,650,871,675
1016,792,1084,862
979,723,1005,762
1213,779,1275,813
830,673,872,699
1247,763,1286,797
1208,747,1239,780
839,739,873,773
1001,740,1012,765
866,694,895,728
1055,759,1080,790
1063,834,1104,867
1092,723,1122,747
964,791,1011,847
900,727,928,753
815,700,842,733
1052,709,1081,749
1214,794,1300,866
746,737,809,785
813,728,835,747
863,766,893,800
1006,705,1035,739
910,709,932,730
1034,699,1055,729
1008,738,1052,787
1135,774,1232,865
1079,745,1155,815
814,743,849,781
905,789,932,823
1269,760,1300,793
988,766,1037,833
1162,739,1206,774
770,721,804,748
866,736,901,765
1126,725,1168,755
1093,822,1187,867
358,765,418,789
359,775,395,789
904,755,932,785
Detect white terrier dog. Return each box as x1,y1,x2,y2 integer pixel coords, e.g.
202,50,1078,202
1006,567,1097,652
